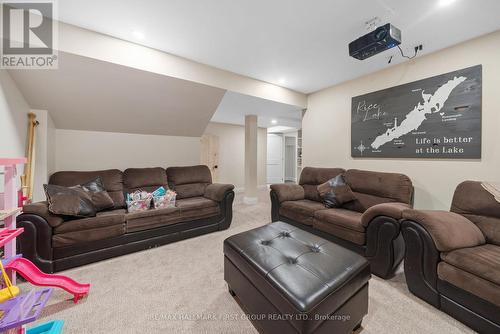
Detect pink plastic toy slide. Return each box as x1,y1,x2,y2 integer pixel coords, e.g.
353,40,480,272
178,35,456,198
5,258,90,303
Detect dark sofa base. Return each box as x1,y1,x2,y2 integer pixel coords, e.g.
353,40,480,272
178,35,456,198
439,280,500,334
401,219,500,334
54,217,226,272
18,191,234,273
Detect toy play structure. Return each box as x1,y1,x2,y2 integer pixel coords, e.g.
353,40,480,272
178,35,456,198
5,258,90,303
0,157,89,333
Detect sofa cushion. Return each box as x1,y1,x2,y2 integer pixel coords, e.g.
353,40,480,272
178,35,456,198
44,184,96,218
344,169,413,203
176,197,220,221
441,244,500,286
54,209,126,234
451,181,500,246
52,224,124,248
176,197,218,210
313,208,364,232
317,175,356,208
125,207,181,232
438,262,500,307
342,169,413,212
49,169,125,208
313,219,366,245
279,200,327,226
299,167,345,202
166,165,212,199
123,167,168,193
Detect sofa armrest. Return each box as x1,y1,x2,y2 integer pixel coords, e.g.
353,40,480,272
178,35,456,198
22,201,65,228
16,213,55,273
270,184,304,203
362,202,411,227
204,183,235,202
402,209,485,252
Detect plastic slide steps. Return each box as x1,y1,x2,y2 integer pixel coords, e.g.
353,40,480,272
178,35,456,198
5,258,90,303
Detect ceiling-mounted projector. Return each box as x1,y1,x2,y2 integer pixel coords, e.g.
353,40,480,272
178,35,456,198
349,23,401,60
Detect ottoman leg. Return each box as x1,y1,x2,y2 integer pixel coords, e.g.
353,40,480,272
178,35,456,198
353,321,362,331
228,285,236,297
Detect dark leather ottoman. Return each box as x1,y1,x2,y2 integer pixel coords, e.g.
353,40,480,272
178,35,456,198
224,221,371,334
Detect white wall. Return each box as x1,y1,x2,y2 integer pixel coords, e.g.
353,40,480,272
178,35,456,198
0,70,29,159
203,122,267,189
0,70,30,195
55,129,201,172
303,31,500,210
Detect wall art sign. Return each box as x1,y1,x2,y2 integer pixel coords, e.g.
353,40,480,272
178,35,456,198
351,65,482,158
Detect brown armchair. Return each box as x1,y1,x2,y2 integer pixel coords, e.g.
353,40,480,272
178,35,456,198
270,167,414,279
401,181,500,334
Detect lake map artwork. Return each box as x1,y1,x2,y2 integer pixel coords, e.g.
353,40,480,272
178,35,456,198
351,65,482,159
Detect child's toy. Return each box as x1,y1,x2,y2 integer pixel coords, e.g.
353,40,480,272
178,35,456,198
152,187,176,209
0,259,19,302
0,157,89,333
126,190,152,212
5,258,90,303
151,186,166,198
26,320,64,334
0,288,52,333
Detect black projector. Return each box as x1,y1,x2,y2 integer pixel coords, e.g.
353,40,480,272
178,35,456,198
349,23,401,60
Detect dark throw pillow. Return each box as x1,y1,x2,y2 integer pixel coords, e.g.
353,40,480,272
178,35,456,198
44,184,96,217
317,174,356,208
78,177,115,211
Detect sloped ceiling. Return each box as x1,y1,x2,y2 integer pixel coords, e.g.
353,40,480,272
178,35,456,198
8,52,226,136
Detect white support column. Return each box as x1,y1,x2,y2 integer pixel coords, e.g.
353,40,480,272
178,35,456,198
244,115,258,204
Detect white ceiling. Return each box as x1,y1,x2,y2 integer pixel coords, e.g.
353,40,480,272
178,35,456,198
211,91,302,128
57,0,500,93
8,52,226,136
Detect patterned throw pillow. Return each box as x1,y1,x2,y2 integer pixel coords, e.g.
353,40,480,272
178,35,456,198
317,174,356,208
77,177,115,211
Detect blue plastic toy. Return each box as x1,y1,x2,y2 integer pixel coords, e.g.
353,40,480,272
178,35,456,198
26,320,64,334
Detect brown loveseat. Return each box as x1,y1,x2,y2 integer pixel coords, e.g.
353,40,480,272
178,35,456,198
402,181,500,334
18,165,234,273
270,167,413,278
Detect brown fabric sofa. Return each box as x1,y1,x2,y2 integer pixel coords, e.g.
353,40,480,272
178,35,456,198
18,165,234,273
401,181,500,334
270,167,413,279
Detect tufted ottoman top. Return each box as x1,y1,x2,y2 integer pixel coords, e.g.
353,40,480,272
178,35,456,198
224,221,370,313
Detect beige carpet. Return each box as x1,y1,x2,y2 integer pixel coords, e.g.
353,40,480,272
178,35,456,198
23,191,475,333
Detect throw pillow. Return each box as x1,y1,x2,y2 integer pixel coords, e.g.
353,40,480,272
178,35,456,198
44,184,96,217
317,174,356,208
78,177,115,211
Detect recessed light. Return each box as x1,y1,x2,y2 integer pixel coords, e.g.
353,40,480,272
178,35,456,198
132,30,145,40
271,119,278,124
438,0,457,7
